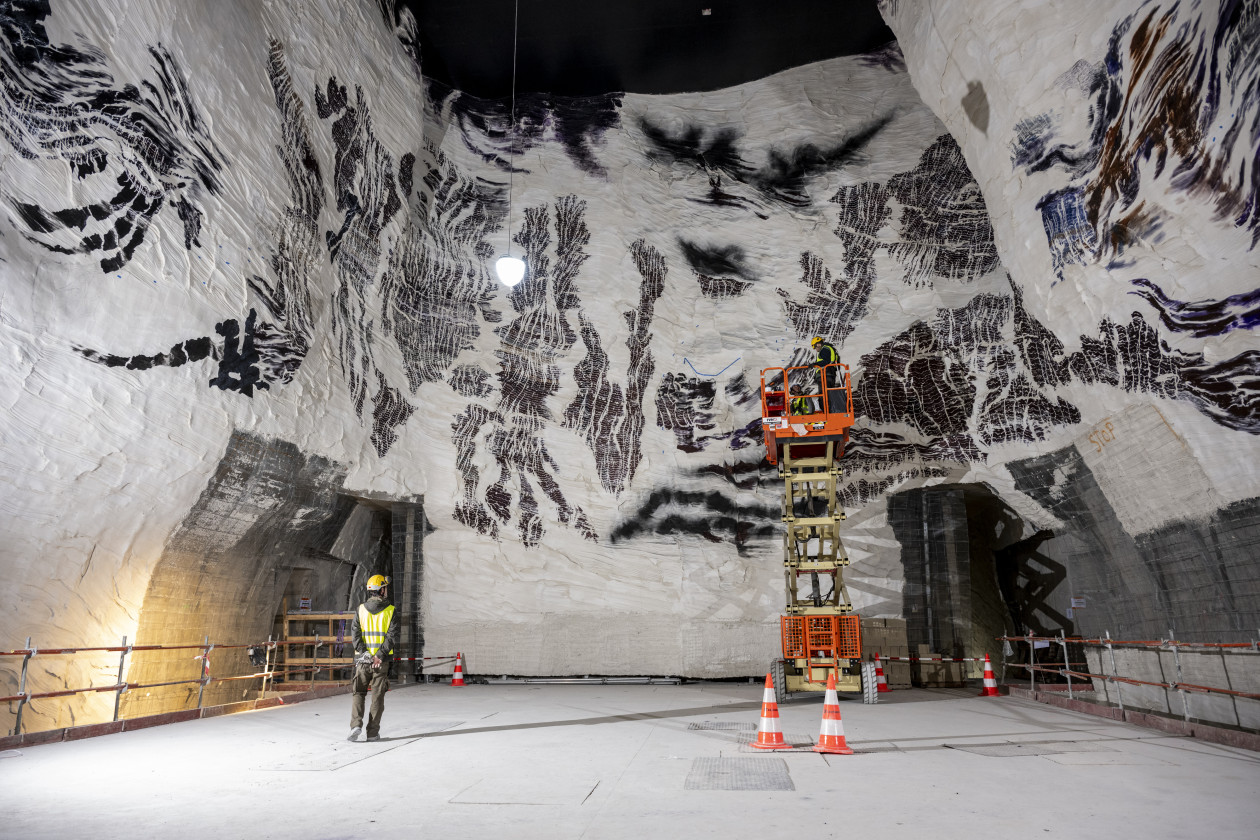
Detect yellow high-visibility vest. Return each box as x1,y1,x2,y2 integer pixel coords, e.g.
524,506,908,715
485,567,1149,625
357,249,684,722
358,604,395,656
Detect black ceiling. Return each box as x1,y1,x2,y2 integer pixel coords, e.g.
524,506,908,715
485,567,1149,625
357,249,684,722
402,0,894,98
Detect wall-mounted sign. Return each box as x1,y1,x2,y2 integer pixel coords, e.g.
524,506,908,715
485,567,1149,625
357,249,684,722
298,597,312,613
1070,596,1086,609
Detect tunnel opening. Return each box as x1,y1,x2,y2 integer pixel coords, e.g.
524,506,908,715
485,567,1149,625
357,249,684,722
887,483,1075,684
328,497,429,683
113,431,432,719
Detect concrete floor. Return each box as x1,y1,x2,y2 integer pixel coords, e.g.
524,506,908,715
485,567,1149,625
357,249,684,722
1,681,1257,839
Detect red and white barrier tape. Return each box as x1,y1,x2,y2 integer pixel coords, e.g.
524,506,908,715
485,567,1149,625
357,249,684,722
874,655,985,663
391,656,458,662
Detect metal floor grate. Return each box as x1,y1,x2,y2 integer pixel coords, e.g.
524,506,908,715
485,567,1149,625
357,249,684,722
685,757,795,791
687,721,755,731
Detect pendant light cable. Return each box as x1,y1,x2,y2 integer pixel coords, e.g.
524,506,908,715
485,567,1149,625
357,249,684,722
495,0,525,285
506,0,519,258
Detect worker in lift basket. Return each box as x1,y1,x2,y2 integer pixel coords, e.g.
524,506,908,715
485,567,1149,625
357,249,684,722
809,335,841,413
348,574,398,742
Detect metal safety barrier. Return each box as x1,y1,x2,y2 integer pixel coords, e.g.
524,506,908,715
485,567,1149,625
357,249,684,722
1,636,462,736
997,630,1260,721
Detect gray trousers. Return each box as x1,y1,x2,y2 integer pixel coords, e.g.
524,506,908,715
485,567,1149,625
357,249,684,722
350,663,390,737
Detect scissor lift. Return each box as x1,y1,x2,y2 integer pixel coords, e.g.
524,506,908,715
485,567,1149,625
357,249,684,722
760,362,876,703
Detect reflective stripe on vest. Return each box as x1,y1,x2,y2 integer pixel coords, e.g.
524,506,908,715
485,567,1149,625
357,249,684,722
358,604,395,656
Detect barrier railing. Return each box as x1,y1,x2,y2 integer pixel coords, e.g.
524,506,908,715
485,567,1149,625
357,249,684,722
1,636,462,736
996,630,1260,722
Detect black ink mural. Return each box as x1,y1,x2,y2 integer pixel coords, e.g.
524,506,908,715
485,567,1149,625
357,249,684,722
374,0,422,73
76,308,272,399
210,309,269,397
0,0,223,272
380,145,503,393
436,84,623,178
637,114,895,211
1011,280,1260,433
680,240,756,299
24,0,1260,575
978,359,1082,447
779,137,993,353
656,373,718,453
247,40,323,388
749,116,893,208
71,42,321,401
564,238,666,496
782,249,876,347
75,337,214,371
885,134,1000,285
858,40,907,73
638,119,750,208
452,404,504,539
476,197,594,543
609,482,779,555
315,75,423,454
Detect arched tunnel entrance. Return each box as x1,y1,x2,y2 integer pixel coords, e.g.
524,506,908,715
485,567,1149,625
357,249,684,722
117,432,428,718
887,484,1071,678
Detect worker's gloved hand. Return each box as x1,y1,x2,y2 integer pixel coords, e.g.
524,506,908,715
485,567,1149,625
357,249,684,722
372,656,382,672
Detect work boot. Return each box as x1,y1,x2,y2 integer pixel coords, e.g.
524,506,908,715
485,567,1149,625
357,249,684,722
366,733,380,742
347,726,362,742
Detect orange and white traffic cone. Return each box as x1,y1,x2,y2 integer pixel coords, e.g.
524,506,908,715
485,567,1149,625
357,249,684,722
978,653,1000,697
451,652,466,687
874,653,891,693
749,672,792,750
812,673,854,755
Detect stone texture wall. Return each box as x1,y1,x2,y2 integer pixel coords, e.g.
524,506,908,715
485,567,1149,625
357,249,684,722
1,0,1258,731
882,0,1260,643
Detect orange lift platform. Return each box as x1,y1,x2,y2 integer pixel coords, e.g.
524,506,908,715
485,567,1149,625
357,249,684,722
760,362,876,703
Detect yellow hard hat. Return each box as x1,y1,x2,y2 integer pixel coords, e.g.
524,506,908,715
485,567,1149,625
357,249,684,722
811,336,824,347
366,574,389,591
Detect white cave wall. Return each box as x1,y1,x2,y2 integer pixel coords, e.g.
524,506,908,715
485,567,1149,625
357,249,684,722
0,0,434,725
881,0,1260,496
879,0,1260,638
0,0,989,703
2,0,1259,730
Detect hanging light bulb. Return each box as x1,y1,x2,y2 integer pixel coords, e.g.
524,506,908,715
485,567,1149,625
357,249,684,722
495,255,525,286
497,0,524,287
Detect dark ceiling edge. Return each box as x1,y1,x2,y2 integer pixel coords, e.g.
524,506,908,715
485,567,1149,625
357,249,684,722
420,40,906,105
397,0,897,98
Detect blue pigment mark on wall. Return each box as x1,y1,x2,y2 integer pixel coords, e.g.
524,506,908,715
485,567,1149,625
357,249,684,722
683,357,741,377
1129,278,1260,338
1036,188,1097,281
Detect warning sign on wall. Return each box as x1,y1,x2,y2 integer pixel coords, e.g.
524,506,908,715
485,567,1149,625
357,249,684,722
1070,596,1086,609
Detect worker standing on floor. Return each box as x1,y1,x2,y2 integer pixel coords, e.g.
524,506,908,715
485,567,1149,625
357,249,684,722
348,574,397,742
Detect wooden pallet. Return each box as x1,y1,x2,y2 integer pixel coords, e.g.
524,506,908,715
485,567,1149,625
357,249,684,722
276,598,355,685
